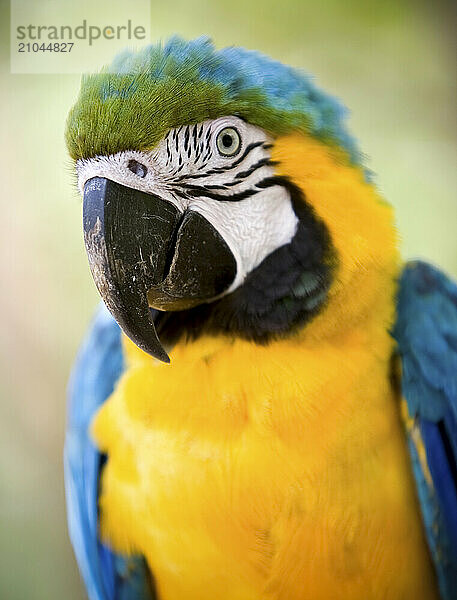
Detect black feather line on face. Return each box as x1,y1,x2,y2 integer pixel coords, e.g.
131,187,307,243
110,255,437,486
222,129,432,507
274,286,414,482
155,177,336,347
175,141,267,182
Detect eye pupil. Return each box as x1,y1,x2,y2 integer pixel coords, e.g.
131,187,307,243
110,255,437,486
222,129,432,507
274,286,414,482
128,159,148,178
222,134,233,148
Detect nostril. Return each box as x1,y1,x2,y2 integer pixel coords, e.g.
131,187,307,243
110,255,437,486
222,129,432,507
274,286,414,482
127,159,148,178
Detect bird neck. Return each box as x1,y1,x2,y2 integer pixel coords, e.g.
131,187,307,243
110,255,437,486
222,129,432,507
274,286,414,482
117,264,400,472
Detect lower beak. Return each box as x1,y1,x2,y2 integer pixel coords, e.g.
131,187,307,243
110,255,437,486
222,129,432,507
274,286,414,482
83,177,236,362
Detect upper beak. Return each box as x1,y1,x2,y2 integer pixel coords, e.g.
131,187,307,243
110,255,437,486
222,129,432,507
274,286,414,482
82,177,236,362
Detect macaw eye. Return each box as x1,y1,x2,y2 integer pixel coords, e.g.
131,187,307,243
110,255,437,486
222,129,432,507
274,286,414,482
128,159,148,178
216,127,241,157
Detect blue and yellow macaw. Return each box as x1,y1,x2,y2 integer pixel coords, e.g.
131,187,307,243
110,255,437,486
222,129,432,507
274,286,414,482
64,37,457,600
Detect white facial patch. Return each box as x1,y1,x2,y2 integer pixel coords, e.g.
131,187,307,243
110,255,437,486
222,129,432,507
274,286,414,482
76,116,298,296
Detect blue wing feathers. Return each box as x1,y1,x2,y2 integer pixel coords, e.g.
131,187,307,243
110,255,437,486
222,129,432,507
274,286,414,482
420,419,457,546
65,304,153,600
394,261,457,599
406,435,450,593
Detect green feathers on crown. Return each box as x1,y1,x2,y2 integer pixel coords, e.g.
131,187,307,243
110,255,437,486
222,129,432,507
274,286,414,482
66,36,362,166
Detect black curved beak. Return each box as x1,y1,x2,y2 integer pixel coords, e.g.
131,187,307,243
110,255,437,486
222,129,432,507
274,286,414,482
83,177,236,362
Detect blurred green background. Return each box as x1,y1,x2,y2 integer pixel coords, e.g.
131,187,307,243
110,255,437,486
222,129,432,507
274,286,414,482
0,0,455,598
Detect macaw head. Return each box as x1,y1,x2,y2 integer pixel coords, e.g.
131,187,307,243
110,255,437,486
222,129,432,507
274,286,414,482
66,37,398,363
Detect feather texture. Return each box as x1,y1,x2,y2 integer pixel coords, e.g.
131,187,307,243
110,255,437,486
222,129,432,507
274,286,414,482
66,37,363,169
394,261,457,600
65,304,154,600
88,136,438,600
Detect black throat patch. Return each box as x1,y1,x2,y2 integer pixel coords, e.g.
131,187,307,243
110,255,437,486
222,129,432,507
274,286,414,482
155,177,336,347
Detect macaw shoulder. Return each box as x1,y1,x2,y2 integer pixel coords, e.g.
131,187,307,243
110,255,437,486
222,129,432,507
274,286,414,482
394,260,457,600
